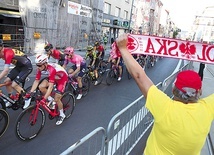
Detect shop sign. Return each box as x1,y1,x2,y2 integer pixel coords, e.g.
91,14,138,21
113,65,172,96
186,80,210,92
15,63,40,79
68,1,92,18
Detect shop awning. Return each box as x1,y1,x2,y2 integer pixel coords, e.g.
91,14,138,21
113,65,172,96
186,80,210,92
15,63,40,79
0,9,20,18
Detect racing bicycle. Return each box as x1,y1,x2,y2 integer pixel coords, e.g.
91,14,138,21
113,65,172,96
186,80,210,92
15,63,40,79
66,75,90,98
86,66,103,85
106,63,123,85
98,59,109,75
15,89,75,141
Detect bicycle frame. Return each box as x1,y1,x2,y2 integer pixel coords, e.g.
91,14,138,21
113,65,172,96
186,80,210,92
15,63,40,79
67,77,78,94
86,67,96,82
0,83,24,110
30,99,59,125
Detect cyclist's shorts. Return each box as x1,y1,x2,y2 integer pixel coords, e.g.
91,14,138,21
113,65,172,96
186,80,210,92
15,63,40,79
89,58,100,69
7,63,33,85
55,75,68,94
71,63,87,77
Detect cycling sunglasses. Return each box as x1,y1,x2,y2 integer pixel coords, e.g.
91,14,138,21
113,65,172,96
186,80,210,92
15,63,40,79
36,64,43,67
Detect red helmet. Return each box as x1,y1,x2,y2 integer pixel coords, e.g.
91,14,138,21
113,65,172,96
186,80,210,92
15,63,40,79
64,47,74,55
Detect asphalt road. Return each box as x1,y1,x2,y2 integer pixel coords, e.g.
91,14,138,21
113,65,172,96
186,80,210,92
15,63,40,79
0,53,179,155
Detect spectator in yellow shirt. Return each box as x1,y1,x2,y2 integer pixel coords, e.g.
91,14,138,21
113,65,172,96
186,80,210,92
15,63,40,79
116,33,214,155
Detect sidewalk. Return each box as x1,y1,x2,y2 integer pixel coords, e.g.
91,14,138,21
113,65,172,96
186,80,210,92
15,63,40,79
192,62,214,155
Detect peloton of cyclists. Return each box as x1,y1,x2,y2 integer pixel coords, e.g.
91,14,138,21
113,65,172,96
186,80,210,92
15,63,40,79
63,47,87,100
44,43,65,66
0,39,33,108
27,54,68,125
85,45,100,86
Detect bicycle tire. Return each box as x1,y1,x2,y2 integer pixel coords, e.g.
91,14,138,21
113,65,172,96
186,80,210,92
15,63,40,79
99,60,108,75
81,75,90,97
61,92,75,118
96,70,103,85
106,69,115,85
0,98,6,110
15,105,45,141
0,109,9,138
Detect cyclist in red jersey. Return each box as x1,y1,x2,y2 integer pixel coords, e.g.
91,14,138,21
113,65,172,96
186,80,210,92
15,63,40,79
28,54,68,125
44,43,65,66
63,47,87,100
109,42,123,81
0,39,33,107
94,41,105,60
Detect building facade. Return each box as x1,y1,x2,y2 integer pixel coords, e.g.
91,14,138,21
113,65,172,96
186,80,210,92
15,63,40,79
191,6,214,43
0,0,172,53
0,0,104,53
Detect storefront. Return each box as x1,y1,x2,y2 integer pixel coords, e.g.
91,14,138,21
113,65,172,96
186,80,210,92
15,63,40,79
102,14,129,45
0,9,24,50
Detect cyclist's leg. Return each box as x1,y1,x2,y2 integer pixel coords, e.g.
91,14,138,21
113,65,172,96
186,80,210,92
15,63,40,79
5,67,18,96
94,58,100,79
55,77,67,125
11,65,33,94
118,59,123,81
68,65,75,75
76,64,86,99
38,78,49,95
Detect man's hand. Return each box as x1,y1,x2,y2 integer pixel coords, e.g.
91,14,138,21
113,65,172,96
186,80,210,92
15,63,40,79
116,34,128,51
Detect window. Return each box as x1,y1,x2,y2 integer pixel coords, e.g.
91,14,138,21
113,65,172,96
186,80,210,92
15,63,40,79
124,10,128,20
104,2,111,14
115,7,121,17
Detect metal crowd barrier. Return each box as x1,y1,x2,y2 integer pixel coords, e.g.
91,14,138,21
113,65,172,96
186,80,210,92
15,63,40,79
61,62,213,155
105,82,161,155
60,127,106,155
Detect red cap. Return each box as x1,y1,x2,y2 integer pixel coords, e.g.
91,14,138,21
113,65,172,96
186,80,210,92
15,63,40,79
174,70,202,92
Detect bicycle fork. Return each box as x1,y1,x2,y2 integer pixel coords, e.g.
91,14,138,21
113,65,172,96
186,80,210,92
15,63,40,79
29,104,40,125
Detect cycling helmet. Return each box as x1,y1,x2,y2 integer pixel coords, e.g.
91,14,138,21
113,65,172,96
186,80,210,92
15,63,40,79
35,54,48,64
44,43,53,52
64,47,74,55
0,39,3,47
94,41,100,46
87,45,93,51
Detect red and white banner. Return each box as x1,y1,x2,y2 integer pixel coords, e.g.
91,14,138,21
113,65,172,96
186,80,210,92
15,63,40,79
114,34,214,64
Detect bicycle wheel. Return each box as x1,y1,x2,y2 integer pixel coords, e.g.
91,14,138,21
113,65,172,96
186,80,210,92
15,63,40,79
81,75,90,97
0,98,6,110
99,60,108,75
61,92,75,118
15,105,45,141
106,69,115,85
96,71,103,85
0,109,9,138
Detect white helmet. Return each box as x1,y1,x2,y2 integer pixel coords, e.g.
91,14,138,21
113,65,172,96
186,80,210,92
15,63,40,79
35,54,48,64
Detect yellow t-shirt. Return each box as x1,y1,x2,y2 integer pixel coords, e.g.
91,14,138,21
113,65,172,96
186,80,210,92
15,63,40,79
144,85,214,155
